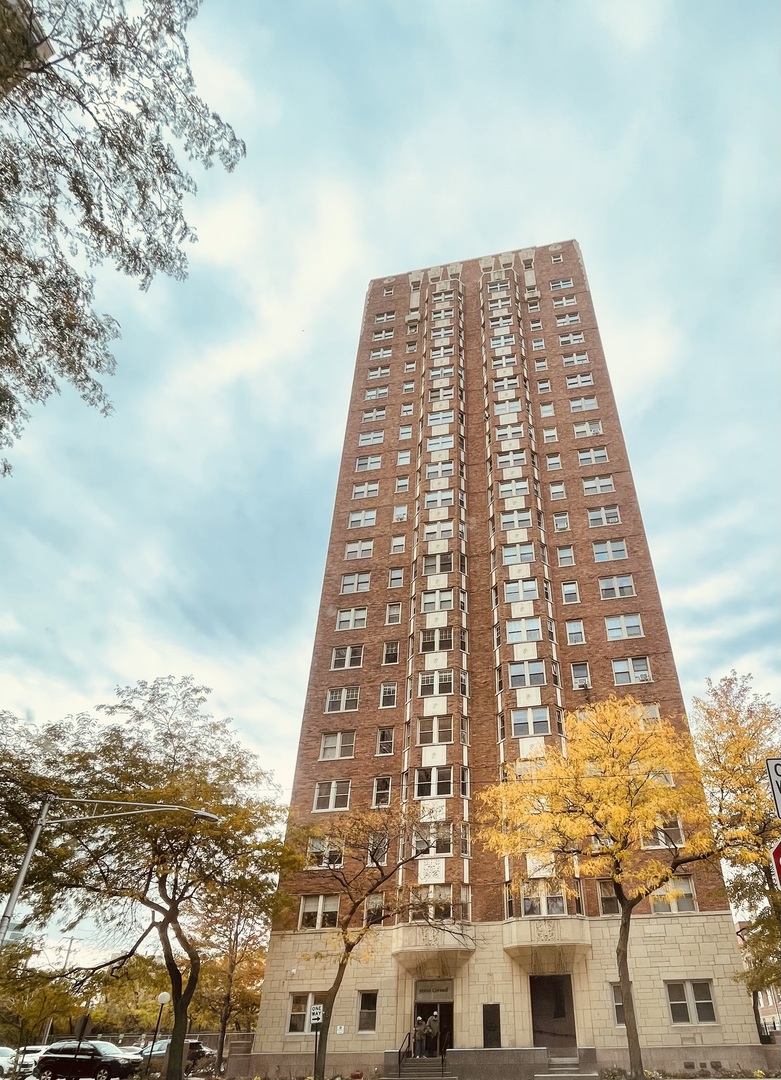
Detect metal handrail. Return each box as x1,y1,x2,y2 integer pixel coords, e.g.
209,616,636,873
440,1031,450,1075
397,1030,411,1077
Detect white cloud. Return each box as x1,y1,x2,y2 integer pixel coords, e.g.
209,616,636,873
591,0,672,52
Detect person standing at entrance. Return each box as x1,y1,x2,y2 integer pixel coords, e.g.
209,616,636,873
414,1016,426,1058
425,1011,439,1057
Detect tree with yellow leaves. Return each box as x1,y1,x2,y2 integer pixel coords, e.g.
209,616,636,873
691,672,781,1029
479,695,718,1080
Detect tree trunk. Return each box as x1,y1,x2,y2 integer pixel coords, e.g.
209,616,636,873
314,943,355,1080
751,990,762,1038
616,903,644,1080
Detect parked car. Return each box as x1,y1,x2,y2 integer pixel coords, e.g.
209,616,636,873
13,1047,48,1077
138,1041,215,1076
0,1049,16,1077
33,1041,142,1080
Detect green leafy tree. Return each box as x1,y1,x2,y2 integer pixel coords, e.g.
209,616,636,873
479,695,719,1080
88,954,171,1035
6,677,289,1080
0,0,244,474
691,672,781,1025
0,938,86,1046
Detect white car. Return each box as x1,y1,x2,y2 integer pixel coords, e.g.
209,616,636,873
12,1047,47,1077
0,1048,16,1077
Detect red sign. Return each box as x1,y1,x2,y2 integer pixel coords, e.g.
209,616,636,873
771,839,781,889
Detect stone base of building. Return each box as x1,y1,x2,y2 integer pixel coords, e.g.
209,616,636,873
229,1042,777,1080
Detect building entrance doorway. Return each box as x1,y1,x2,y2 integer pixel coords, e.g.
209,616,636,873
530,974,576,1048
414,979,454,1056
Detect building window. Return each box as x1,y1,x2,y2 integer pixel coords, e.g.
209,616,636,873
562,581,580,604
393,505,408,522
502,543,534,564
397,450,411,465
612,656,652,684
358,430,384,447
424,489,455,509
531,339,544,352
495,398,522,416
377,727,394,755
390,536,405,553
372,776,391,807
605,613,644,640
427,410,454,426
422,552,454,575
395,477,409,493
375,311,395,323
410,884,453,921
306,837,343,869
500,509,533,530
599,574,635,599
299,894,339,930
368,365,390,378
557,546,575,567
572,661,591,688
386,602,402,625
573,420,602,438
570,396,598,413
406,343,417,354
543,427,558,443
420,626,454,652
399,425,413,440
550,278,574,290
598,880,620,916
326,687,359,713
556,312,580,326
427,460,455,479
650,877,696,913
340,572,370,593
357,991,378,1032
566,620,585,645
578,446,609,466
355,455,381,471
364,386,388,401
352,481,379,499
494,375,520,391
552,512,570,532
414,766,453,798
388,568,404,588
496,422,524,441
504,579,538,602
414,821,453,856
550,482,566,500
546,453,562,471
497,450,527,469
666,981,716,1024
379,682,397,708
336,607,367,630
508,660,546,687
511,706,550,736
348,510,377,528
565,371,593,388
362,408,386,423
382,640,399,665
593,539,627,561
644,817,685,849
418,715,453,744
320,731,355,759
583,475,615,495
588,505,621,526
344,541,373,562
288,992,328,1033
421,588,454,612
559,332,585,346
402,381,415,393
419,670,454,696
540,403,555,417
427,434,455,452
506,617,542,643
430,364,454,379
331,644,363,670
313,780,351,811
499,479,530,498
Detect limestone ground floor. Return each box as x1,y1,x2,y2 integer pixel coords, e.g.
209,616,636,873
242,912,772,1079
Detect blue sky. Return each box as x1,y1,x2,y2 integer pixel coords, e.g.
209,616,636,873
1,0,779,802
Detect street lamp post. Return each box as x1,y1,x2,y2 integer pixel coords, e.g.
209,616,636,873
147,991,171,1076
0,797,219,948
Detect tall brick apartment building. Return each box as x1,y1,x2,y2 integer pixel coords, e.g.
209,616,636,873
248,243,761,1078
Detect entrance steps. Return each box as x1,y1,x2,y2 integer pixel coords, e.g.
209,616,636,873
381,1057,456,1080
534,1052,599,1080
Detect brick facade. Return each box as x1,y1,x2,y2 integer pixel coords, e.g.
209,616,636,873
250,243,761,1076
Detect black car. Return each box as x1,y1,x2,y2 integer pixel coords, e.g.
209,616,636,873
34,1041,142,1080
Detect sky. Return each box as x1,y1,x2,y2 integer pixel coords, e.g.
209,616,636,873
1,0,779,812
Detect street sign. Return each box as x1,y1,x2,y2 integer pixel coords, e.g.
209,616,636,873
771,839,781,890
766,758,781,818
310,1004,324,1027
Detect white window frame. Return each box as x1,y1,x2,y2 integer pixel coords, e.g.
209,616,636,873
340,572,370,593
605,613,644,640
665,981,716,1025
570,396,598,413
299,894,339,930
326,687,359,713
599,574,635,599
336,607,367,630
372,776,392,807
593,539,627,562
320,731,355,759
612,656,652,685
583,475,615,496
344,540,373,560
588,505,621,527
331,644,363,670
313,780,351,812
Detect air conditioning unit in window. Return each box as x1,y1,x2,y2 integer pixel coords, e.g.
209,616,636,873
636,673,651,682
575,679,590,689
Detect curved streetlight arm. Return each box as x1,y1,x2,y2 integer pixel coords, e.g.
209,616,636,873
0,796,218,948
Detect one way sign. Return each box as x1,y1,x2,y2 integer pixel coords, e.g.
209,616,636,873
766,758,781,818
